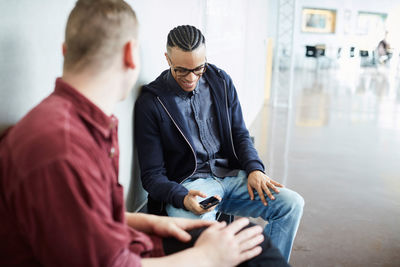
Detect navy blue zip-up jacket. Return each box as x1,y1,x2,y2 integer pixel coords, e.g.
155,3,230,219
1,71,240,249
134,64,264,212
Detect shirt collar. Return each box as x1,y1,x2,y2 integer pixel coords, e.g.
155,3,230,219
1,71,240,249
166,70,200,99
53,78,117,138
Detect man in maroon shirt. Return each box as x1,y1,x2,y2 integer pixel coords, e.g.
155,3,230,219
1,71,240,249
0,0,289,266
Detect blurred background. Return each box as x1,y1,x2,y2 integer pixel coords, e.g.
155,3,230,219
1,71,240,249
1,0,399,266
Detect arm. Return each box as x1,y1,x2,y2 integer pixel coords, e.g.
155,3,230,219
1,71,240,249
134,96,188,209
224,73,283,205
142,218,264,267
125,212,214,242
10,159,143,267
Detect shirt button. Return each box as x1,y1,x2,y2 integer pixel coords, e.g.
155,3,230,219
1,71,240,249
109,147,115,158
109,117,117,129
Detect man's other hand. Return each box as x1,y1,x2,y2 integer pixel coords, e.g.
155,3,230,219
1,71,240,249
125,213,213,242
247,170,284,206
150,216,215,242
195,217,264,267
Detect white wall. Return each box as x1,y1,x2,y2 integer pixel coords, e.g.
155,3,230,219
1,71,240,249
0,0,271,210
204,0,270,125
0,1,75,130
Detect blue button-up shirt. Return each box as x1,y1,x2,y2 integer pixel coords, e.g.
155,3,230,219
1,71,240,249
167,71,240,178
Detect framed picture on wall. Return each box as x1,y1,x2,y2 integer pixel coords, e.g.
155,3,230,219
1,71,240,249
356,11,387,35
301,8,336,33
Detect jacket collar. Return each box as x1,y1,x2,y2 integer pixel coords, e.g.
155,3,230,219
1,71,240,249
143,64,229,146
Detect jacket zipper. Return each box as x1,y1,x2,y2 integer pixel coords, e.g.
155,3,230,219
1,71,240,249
222,78,239,161
157,97,197,184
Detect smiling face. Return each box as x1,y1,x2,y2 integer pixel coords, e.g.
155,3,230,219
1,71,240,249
165,45,207,92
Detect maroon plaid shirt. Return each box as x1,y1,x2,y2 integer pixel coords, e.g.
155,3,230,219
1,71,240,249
0,78,163,266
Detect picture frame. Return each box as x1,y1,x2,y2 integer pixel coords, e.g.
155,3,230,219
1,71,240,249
356,11,387,35
301,8,336,34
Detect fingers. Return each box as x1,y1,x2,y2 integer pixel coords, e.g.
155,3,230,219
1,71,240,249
214,195,222,201
185,190,211,214
269,184,280,194
248,175,284,205
236,225,264,264
240,234,264,253
191,193,221,215
188,190,207,198
236,227,264,252
247,184,254,200
192,201,215,215
256,186,268,206
195,205,215,215
267,179,281,194
206,221,226,231
177,217,216,230
248,179,268,206
192,206,207,215
202,204,218,214
238,246,263,263
169,223,192,242
261,183,274,201
189,219,216,227
224,217,250,235
162,218,219,242
235,224,263,244
271,179,284,188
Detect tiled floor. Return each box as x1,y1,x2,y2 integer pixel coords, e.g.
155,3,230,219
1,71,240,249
249,66,400,267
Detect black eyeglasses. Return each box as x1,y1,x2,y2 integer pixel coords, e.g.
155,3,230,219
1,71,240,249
167,56,207,77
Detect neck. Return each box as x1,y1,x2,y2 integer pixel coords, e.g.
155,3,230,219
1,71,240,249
62,69,122,116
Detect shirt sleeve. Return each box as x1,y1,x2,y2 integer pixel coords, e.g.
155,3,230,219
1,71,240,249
8,158,148,267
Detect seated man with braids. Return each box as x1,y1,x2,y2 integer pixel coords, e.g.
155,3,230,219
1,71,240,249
135,25,305,262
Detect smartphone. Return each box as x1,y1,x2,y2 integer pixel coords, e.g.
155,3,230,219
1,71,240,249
199,196,220,210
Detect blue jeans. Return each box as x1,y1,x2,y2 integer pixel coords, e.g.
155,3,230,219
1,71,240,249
166,170,304,261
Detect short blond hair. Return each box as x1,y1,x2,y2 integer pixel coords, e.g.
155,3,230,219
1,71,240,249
64,0,138,72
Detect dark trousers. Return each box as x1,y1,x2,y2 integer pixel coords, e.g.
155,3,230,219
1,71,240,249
163,223,291,267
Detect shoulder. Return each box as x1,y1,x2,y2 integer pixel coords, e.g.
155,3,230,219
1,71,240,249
136,86,155,106
135,71,173,116
136,69,170,102
206,63,231,80
135,88,160,121
204,64,234,93
3,94,93,176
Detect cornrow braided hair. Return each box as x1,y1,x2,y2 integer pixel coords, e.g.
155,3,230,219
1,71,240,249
167,25,205,51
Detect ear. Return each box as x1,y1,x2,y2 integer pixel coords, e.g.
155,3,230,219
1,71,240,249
124,40,136,69
62,43,67,57
164,52,171,66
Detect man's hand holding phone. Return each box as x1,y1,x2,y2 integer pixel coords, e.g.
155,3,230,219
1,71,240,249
199,196,220,209
183,190,221,215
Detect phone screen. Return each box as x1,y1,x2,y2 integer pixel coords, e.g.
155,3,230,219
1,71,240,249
199,196,220,209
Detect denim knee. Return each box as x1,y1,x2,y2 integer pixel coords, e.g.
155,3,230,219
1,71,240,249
278,189,304,216
291,191,304,214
